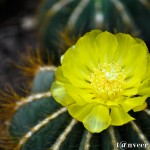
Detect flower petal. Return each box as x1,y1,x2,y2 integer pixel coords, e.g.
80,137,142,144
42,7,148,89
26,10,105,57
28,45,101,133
113,33,137,65
110,106,134,126
138,54,150,96
65,84,94,105
95,31,118,63
138,81,150,96
55,66,67,82
74,30,102,70
114,34,148,95
83,105,111,133
135,38,149,51
51,66,75,106
51,81,75,106
61,47,93,88
133,102,147,112
122,87,139,97
124,44,147,78
121,96,147,112
68,103,97,122
122,44,148,97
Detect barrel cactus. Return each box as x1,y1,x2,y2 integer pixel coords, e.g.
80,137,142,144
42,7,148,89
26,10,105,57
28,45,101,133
1,0,150,150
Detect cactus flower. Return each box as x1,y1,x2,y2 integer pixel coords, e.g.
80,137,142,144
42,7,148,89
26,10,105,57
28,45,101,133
51,30,150,133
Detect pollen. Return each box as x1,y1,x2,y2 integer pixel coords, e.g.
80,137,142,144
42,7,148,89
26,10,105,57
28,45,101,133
91,62,125,100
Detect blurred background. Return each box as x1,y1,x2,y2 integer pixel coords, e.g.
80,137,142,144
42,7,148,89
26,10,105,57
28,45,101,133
0,0,39,93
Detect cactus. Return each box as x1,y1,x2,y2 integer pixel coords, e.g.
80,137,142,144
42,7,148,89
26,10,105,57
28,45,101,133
38,0,150,64
1,0,150,150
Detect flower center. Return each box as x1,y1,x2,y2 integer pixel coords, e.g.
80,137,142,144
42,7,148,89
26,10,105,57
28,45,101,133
91,62,125,101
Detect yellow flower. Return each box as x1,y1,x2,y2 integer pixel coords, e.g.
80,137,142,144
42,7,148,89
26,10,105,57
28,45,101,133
51,30,150,133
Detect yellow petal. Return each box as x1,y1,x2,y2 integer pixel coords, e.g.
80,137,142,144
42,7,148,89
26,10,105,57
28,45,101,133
124,44,147,78
61,47,92,88
133,102,147,112
51,81,75,106
121,96,147,112
55,66,67,82
138,54,150,96
83,105,111,133
122,87,139,97
74,30,102,70
138,82,150,96
113,33,137,66
51,66,75,106
68,103,97,122
114,34,147,94
95,31,118,63
135,38,149,52
140,53,150,82
110,106,134,126
65,84,94,105
122,44,148,97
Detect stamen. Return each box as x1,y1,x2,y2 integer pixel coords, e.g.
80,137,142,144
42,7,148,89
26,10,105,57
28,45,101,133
91,62,125,101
